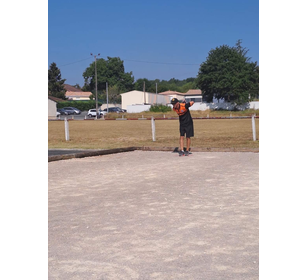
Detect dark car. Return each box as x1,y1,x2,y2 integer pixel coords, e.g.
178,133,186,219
62,107,81,114
57,108,70,115
103,107,126,113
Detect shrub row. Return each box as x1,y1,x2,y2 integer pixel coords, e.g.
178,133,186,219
57,100,103,111
149,104,172,113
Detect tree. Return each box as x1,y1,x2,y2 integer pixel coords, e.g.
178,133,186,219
82,57,134,94
73,84,81,89
197,40,259,105
133,77,198,93
134,78,152,91
48,62,66,99
108,85,122,104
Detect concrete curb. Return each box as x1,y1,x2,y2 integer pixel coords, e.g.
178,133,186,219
48,146,259,162
48,147,136,162
137,146,259,153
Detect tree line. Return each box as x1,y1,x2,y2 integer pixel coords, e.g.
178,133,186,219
49,40,258,105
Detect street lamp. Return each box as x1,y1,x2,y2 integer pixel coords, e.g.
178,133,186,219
90,53,100,119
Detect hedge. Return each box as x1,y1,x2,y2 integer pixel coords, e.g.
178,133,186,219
57,100,103,111
149,104,172,113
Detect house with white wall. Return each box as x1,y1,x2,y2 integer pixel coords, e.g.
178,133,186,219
159,89,203,103
120,90,170,111
159,90,185,101
120,88,259,113
184,89,203,102
64,84,92,100
48,96,64,119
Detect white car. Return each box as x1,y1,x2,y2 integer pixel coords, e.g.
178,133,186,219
87,109,106,118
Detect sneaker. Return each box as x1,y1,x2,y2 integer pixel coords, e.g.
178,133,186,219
179,150,185,156
184,151,189,156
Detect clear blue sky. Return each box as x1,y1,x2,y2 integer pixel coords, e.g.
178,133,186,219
48,0,259,86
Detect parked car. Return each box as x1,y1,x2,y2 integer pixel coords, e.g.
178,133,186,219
87,109,106,118
62,107,81,114
57,107,75,115
102,107,126,113
57,108,70,115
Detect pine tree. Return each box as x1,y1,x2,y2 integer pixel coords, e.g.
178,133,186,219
48,62,66,99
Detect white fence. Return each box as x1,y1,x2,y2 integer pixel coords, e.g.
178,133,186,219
127,102,259,113
189,101,259,111
100,103,122,110
127,104,152,113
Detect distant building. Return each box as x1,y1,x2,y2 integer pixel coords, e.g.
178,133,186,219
120,90,170,110
184,89,203,102
159,89,203,103
159,90,185,101
48,96,64,119
64,84,92,100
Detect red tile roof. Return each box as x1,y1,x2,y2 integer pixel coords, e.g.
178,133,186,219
48,96,65,103
159,90,185,95
64,84,83,92
185,89,202,96
66,91,92,97
63,84,92,98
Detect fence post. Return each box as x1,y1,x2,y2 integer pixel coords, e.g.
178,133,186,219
151,116,156,141
252,114,256,141
64,118,70,141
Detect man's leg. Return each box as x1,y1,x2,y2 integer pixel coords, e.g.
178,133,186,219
186,137,191,151
180,136,184,151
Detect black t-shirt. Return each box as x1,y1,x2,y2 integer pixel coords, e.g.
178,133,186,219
173,102,193,127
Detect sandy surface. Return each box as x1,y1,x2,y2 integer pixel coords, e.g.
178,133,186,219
49,151,259,279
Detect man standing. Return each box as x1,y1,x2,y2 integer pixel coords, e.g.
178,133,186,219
171,98,195,156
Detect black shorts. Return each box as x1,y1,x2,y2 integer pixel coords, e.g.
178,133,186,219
180,124,194,138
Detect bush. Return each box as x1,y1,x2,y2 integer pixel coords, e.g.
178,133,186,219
149,104,172,113
57,100,102,111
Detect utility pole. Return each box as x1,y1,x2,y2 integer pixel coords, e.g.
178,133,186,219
143,81,146,104
106,82,109,113
156,82,157,105
90,53,100,119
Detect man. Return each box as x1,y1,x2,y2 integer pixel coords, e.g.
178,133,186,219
171,98,195,156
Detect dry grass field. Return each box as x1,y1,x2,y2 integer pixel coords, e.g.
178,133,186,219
48,118,259,150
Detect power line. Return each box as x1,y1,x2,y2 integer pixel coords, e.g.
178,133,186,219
58,57,92,67
122,59,200,66
57,56,200,67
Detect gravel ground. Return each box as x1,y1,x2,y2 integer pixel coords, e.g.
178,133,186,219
49,150,259,280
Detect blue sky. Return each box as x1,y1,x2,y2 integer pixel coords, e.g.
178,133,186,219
48,0,259,86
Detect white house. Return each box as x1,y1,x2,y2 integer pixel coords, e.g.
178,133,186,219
159,89,203,103
64,84,92,100
159,90,185,101
48,96,64,119
120,89,259,113
184,89,203,102
120,90,170,111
